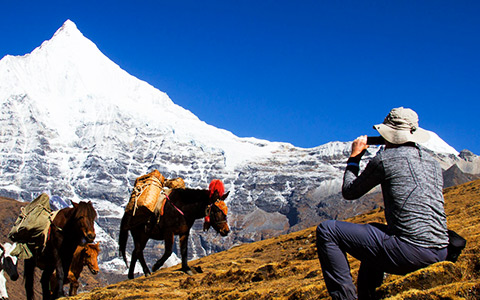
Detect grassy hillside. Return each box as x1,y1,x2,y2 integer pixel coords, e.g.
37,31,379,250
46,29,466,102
63,179,480,300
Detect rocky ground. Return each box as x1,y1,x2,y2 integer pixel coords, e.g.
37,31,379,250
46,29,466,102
60,179,480,300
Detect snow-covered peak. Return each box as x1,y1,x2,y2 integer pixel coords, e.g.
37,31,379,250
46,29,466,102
53,19,79,37
0,20,289,170
422,130,459,155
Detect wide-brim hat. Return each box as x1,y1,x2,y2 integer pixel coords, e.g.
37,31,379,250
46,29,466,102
373,107,430,144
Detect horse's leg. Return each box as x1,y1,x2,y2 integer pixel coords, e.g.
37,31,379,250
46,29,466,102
67,271,78,296
128,228,151,279
51,247,65,299
69,279,79,296
24,258,36,300
179,233,193,275
69,281,79,296
40,266,54,300
136,239,151,277
152,232,174,272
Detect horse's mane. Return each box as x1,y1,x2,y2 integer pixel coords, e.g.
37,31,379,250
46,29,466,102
209,179,224,198
171,188,209,203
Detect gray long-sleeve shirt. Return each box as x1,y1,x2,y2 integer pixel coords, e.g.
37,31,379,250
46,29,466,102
342,144,449,249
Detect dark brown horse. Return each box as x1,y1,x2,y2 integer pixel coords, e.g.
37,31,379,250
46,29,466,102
24,201,97,300
119,180,230,278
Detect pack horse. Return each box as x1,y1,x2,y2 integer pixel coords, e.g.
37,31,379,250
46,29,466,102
23,200,97,300
119,177,230,278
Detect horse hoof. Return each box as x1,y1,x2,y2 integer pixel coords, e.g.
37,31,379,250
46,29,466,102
193,266,203,273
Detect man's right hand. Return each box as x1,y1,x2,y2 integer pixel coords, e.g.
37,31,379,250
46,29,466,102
350,135,369,158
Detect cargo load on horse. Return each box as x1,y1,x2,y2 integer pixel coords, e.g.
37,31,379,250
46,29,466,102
125,169,165,218
164,177,186,189
8,193,56,259
159,177,186,216
125,170,188,228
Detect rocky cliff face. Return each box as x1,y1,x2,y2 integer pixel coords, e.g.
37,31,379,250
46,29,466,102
0,20,478,277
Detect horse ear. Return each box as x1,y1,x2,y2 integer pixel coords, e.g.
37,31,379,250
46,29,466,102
92,242,101,252
220,191,230,201
71,200,78,208
210,191,220,203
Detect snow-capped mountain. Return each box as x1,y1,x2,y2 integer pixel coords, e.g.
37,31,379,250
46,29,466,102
0,20,476,276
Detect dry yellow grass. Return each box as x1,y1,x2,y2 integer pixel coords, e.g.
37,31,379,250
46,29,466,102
66,180,480,300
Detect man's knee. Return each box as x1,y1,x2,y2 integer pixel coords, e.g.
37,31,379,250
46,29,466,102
316,219,336,244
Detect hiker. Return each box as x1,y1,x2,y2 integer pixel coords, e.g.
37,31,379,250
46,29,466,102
315,107,449,300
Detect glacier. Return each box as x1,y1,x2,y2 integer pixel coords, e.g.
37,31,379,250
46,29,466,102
0,20,475,277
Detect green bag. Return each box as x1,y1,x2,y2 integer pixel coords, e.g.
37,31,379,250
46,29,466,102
8,193,53,245
10,242,33,260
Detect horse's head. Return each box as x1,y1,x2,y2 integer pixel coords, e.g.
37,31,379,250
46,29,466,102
72,201,97,243
83,242,100,275
0,242,19,281
203,191,230,236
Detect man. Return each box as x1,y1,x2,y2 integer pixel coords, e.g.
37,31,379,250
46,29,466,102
316,107,449,300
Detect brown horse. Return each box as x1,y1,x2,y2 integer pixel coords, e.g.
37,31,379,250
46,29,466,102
24,201,97,300
119,180,230,278
50,242,100,296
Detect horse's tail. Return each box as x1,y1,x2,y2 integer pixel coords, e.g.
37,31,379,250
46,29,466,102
118,213,130,268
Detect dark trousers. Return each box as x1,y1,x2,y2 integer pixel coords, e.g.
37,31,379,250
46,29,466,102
316,220,447,300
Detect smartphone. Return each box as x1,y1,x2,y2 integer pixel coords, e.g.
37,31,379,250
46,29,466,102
366,136,385,145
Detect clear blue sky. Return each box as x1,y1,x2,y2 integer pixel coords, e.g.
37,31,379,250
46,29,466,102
1,1,479,154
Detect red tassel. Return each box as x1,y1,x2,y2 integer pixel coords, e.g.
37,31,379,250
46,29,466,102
205,216,210,223
209,179,225,198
